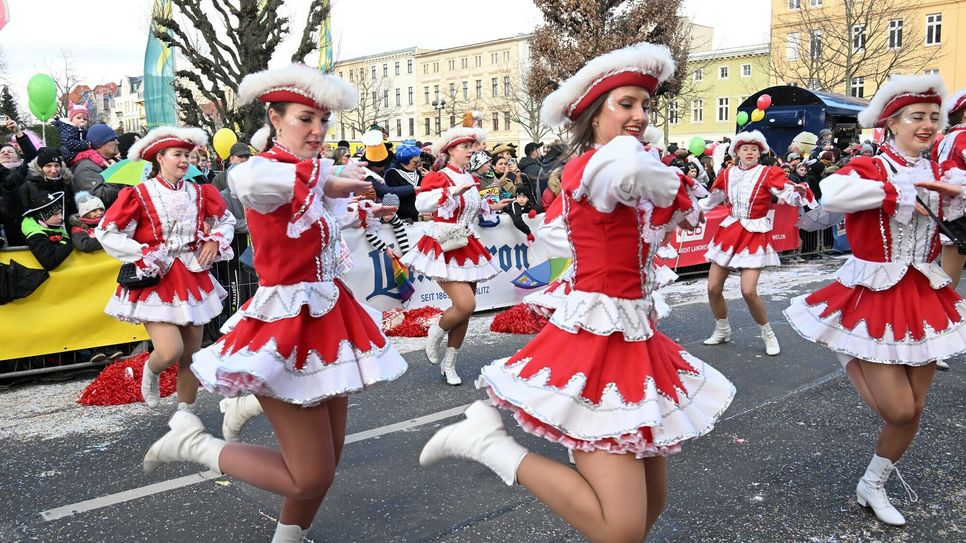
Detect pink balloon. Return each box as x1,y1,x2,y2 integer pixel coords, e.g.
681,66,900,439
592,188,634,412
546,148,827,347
757,94,772,110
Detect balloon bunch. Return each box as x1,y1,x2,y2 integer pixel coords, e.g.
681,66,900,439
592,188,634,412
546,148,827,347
27,74,58,122
737,94,773,128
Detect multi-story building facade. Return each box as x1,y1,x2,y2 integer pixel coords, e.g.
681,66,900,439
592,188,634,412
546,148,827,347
332,47,421,144
666,44,772,146
114,76,146,134
769,0,963,99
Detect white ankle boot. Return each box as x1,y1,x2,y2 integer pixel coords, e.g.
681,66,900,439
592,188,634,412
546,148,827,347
177,402,194,413
935,359,949,370
143,410,225,474
220,395,264,442
271,522,307,542
425,324,447,365
420,400,528,485
703,319,732,345
141,361,160,408
856,454,915,526
760,323,780,355
440,347,462,386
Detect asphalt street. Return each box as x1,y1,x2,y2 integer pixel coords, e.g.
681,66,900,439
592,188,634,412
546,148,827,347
1,256,964,543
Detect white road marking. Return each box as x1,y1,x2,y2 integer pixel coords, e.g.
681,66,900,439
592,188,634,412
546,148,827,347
38,403,471,521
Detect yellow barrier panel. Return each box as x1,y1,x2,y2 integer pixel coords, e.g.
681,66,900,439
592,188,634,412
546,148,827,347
0,250,149,360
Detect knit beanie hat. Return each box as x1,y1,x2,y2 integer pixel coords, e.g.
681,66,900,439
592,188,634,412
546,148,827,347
75,191,105,218
87,124,118,148
36,147,62,167
68,103,89,120
469,151,492,172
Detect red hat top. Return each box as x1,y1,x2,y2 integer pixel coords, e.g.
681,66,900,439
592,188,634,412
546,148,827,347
858,74,947,129
127,126,208,161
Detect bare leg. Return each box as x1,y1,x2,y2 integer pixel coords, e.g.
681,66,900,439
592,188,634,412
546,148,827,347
143,322,184,374
218,397,340,529
940,245,966,289
844,359,882,417
176,325,203,405
859,361,936,462
516,450,649,543
437,281,476,348
643,457,668,537
739,268,768,325
707,264,730,320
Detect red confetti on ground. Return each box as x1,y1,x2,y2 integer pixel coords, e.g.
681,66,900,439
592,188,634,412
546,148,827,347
490,304,549,334
77,352,179,406
384,306,444,337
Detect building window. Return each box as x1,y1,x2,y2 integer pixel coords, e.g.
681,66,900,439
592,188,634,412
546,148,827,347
371,66,376,79
408,87,414,105
850,77,864,98
492,113,500,131
435,117,441,134
434,85,439,100
693,68,703,81
360,68,365,80
449,114,456,127
394,61,400,76
668,101,679,124
407,59,413,73
448,59,454,70
382,64,388,77
717,97,729,122
409,118,414,136
463,81,468,100
475,80,482,99
809,0,822,6
396,119,402,137
425,118,431,136
809,30,822,60
492,78,499,96
924,69,939,75
491,52,498,64
788,0,800,8
338,71,343,79
475,55,481,67
423,64,428,75
926,14,942,45
449,83,456,98
691,99,703,123
424,86,429,104
340,121,345,140
504,112,511,131
371,91,378,105
504,76,511,96
395,89,401,107
889,19,903,49
383,90,389,108
852,24,866,52
460,58,467,69
786,33,800,60
349,71,354,82
433,62,439,73
504,51,510,63
719,66,728,79
741,64,752,77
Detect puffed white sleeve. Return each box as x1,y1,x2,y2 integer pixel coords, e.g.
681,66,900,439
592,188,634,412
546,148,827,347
820,158,915,224
576,135,680,212
227,156,298,213
535,214,571,258
941,167,966,221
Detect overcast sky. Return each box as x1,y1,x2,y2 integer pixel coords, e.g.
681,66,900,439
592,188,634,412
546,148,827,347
0,0,771,112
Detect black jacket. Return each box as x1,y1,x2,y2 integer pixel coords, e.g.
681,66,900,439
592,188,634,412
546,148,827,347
16,159,79,220
22,217,72,271
376,168,419,221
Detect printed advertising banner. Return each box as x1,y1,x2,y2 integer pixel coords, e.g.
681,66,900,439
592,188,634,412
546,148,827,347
667,205,801,268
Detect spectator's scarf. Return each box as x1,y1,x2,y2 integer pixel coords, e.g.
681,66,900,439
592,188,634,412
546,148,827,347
1,158,23,170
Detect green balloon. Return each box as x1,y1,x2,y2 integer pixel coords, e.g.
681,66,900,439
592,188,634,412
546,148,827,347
689,136,706,156
27,74,58,111
736,111,749,126
28,100,51,122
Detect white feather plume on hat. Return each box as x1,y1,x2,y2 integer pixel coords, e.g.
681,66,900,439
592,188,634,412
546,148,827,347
250,124,272,152
237,64,357,112
857,73,946,129
540,42,676,129
127,126,208,161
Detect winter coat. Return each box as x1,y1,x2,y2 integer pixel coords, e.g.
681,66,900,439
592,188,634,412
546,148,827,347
382,167,420,222
71,157,121,209
21,216,72,271
68,215,103,253
505,200,536,237
51,118,91,164
15,159,79,220
219,186,248,234
0,258,49,304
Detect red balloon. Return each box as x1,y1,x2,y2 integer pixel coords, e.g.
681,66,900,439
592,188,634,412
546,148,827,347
757,94,772,110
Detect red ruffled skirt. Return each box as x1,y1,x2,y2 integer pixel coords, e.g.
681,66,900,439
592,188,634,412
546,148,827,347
401,233,500,282
785,269,966,366
104,259,226,325
192,281,407,405
705,222,779,269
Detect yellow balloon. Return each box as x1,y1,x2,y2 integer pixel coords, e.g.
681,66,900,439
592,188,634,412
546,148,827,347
213,128,238,160
751,108,765,123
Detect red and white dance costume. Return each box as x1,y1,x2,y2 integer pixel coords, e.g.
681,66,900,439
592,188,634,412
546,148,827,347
701,131,815,269
401,132,500,283
191,143,408,404
934,87,966,207
96,128,235,326
479,135,735,457
784,144,966,366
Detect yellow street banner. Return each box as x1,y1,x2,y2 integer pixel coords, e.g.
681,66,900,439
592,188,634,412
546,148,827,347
0,250,148,361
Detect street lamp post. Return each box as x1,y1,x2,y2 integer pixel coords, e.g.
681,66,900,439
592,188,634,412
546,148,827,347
432,98,447,135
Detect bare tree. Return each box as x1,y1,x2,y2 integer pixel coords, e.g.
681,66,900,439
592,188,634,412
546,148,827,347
338,74,406,138
770,0,942,95
648,21,716,143
485,67,552,142
527,0,690,106
156,0,327,138
44,49,84,118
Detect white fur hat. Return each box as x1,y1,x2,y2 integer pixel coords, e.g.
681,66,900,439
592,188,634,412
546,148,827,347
857,74,946,129
540,42,676,129
250,124,272,152
729,130,770,156
432,127,487,156
237,63,357,112
127,126,208,161
945,87,966,122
